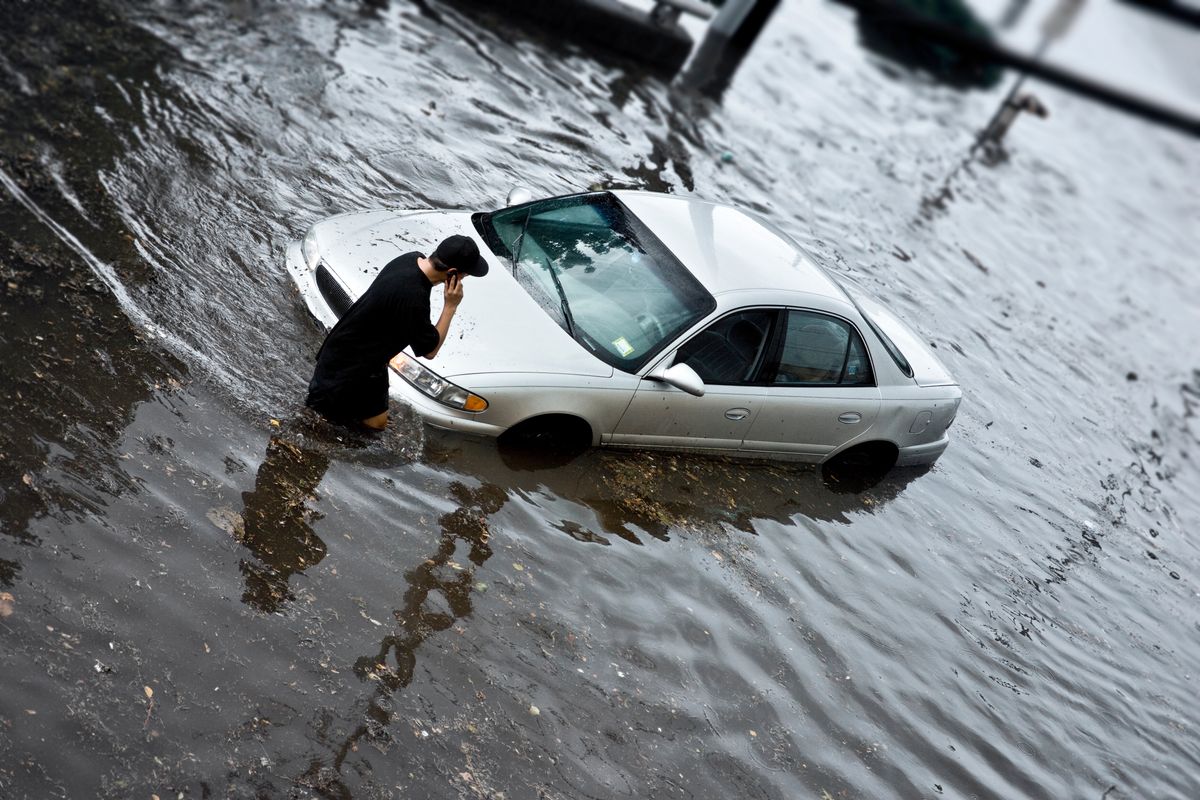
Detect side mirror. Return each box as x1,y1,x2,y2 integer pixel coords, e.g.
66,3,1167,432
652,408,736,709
648,361,705,397
506,187,533,207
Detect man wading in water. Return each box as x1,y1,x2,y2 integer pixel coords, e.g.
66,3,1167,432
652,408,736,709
305,235,489,430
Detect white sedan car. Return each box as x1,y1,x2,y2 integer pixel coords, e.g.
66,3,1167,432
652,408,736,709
287,190,960,468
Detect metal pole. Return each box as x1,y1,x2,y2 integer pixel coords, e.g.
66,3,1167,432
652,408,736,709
679,0,780,93
975,0,1082,149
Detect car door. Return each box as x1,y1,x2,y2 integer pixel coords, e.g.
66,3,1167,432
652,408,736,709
609,310,776,454
741,309,881,459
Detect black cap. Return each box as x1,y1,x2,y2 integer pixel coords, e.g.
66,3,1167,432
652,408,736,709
432,235,489,277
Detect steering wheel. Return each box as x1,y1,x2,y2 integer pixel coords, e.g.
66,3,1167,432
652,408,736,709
635,311,668,342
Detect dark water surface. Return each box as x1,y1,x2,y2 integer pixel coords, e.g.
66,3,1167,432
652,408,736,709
2,1,1198,797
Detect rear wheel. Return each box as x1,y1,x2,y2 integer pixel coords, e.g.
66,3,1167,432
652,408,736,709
821,441,898,492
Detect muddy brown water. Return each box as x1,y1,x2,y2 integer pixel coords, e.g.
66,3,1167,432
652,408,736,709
1,1,1198,798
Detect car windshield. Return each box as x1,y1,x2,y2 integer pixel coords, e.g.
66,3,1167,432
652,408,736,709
474,192,715,372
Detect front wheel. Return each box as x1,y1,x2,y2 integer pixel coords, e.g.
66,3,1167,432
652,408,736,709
498,415,592,464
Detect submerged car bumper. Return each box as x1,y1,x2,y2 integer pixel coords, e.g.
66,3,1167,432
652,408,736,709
894,433,951,467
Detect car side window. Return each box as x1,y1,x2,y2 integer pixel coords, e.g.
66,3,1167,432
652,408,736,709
675,310,775,385
775,311,874,386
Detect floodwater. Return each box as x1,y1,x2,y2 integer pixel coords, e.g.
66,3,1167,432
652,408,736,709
1,1,1197,798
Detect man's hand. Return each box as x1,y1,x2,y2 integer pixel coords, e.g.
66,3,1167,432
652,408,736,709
444,273,464,308
425,274,463,359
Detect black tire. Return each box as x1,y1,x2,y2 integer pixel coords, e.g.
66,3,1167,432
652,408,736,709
821,441,898,493
498,415,592,465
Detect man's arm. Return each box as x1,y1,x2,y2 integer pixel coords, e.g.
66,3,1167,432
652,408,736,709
423,273,464,359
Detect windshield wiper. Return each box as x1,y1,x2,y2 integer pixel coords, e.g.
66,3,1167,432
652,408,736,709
509,212,575,336
510,208,531,276
543,261,576,337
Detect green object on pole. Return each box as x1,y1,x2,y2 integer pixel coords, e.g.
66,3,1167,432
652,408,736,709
854,0,1004,89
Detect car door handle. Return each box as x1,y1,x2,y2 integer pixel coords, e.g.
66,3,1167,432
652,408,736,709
725,407,750,421
838,412,863,424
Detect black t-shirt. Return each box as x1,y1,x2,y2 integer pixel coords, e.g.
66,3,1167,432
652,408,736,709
305,252,440,416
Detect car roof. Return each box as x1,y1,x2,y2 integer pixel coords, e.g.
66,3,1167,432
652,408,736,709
612,190,849,301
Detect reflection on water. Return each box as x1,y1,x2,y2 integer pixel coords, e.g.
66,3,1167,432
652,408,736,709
302,480,501,796
238,435,331,613
2,0,1198,797
442,433,926,535
288,435,926,791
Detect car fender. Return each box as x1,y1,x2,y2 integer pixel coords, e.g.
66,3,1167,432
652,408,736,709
463,373,642,446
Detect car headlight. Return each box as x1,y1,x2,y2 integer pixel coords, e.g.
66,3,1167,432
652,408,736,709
301,226,321,271
390,353,489,412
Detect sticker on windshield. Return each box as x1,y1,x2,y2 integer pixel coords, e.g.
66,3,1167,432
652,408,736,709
612,336,635,357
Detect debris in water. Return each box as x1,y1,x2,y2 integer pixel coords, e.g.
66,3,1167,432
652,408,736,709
205,507,245,539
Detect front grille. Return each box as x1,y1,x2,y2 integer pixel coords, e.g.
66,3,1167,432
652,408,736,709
315,262,353,318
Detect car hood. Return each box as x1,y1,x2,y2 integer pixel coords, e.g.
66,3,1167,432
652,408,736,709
316,209,612,381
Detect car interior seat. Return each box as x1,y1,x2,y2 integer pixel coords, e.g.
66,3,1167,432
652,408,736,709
728,319,765,381
680,316,765,384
